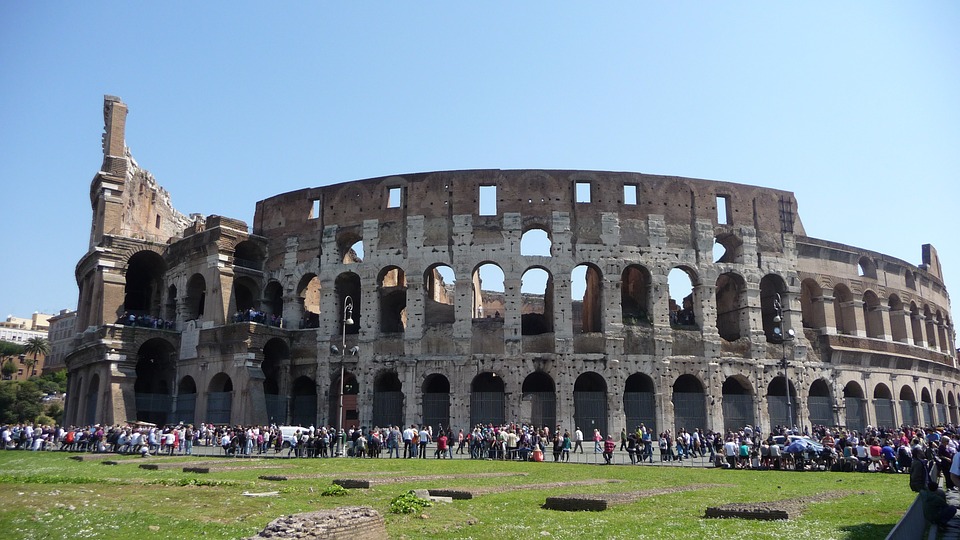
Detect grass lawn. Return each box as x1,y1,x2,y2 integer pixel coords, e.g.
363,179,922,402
0,452,913,539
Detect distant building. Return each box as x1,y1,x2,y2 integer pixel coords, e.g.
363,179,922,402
0,313,52,344
45,309,77,373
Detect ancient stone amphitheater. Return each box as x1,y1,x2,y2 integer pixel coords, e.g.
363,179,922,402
63,96,957,437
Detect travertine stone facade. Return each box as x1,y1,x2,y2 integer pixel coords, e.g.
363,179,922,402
64,96,958,437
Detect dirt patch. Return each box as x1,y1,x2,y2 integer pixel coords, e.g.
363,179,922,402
544,483,731,511
705,491,857,520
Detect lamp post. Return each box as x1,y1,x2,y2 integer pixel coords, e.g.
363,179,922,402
338,296,354,457
773,293,795,432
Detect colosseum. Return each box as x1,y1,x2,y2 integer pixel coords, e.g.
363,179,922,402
63,96,958,437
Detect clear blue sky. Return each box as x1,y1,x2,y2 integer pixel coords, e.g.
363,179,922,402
1,3,958,328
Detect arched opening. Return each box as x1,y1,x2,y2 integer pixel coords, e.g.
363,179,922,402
472,263,505,320
713,233,743,264
232,276,260,316
521,267,553,335
873,384,895,428
233,240,264,271
863,291,883,339
290,376,317,427
165,284,178,322
185,273,206,320
262,338,288,423
800,279,825,330
263,281,284,322
471,372,505,428
134,338,176,426
937,312,948,352
672,375,706,432
572,264,602,333
624,373,657,434
808,379,833,427
760,274,788,342
715,272,747,341
924,306,937,350
329,371,359,431
857,256,877,279
335,273,361,335
297,274,321,329
207,373,234,425
949,392,958,425
936,390,947,427
84,375,99,426
889,295,908,343
766,376,798,430
424,264,456,325
123,251,167,318
521,371,556,430
378,266,407,333
177,376,197,426
620,265,651,326
899,386,918,426
833,284,856,335
372,371,404,429
574,372,608,436
341,237,364,264
721,377,754,432
920,388,934,426
910,303,924,346
843,381,867,432
520,228,552,257
422,374,451,431
668,268,697,328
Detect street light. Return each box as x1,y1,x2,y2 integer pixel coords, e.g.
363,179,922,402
772,293,795,432
338,296,355,457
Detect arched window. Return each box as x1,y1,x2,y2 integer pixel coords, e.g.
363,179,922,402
521,267,553,335
472,263,504,321
520,228,552,257
424,264,456,325
668,268,696,328
572,264,602,333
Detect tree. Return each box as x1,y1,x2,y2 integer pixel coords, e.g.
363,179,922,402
1,360,14,379
23,337,50,377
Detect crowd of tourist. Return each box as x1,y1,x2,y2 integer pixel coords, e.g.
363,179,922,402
232,309,282,327
115,312,176,330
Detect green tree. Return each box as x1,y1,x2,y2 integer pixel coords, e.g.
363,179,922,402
23,337,50,377
1,360,14,379
33,369,67,394
0,341,25,357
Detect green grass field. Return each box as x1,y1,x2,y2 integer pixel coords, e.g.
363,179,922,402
0,452,913,539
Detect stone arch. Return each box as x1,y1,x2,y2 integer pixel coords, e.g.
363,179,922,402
207,373,234,425
262,338,289,423
338,231,364,264
833,284,857,335
899,385,918,426
862,290,883,339
165,284,178,322
185,273,206,320
177,376,197,426
808,379,833,427
290,376,317,427
760,274,788,342
470,372,505,428
572,263,602,333
920,387,934,426
372,370,404,429
335,273,361,335
520,227,552,257
716,271,748,341
858,256,877,279
297,273,321,329
713,232,743,264
766,375,798,429
843,381,867,432
232,276,260,315
621,265,652,326
522,371,556,430
673,375,706,432
800,278,826,330
134,338,177,426
668,267,698,328
422,374,451,431
935,389,947,427
424,264,456,325
329,370,359,431
574,372,608,436
888,294,908,343
910,302,924,346
721,376,754,432
233,240,265,271
123,250,167,319
521,267,554,335
624,373,657,434
472,262,504,320
378,266,407,333
924,305,938,350
936,311,948,353
263,281,284,321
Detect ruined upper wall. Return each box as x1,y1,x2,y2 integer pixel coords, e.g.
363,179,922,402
253,169,806,253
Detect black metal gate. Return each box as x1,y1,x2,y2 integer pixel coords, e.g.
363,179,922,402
176,393,197,426
808,396,833,427
423,393,450,431
291,395,317,427
673,392,706,432
207,392,232,425
471,391,504,428
265,395,286,424
874,398,895,428
721,394,754,432
624,391,657,434
574,391,607,436
523,391,556,430
900,401,918,426
135,393,172,426
767,396,797,429
373,391,404,428
845,397,867,432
